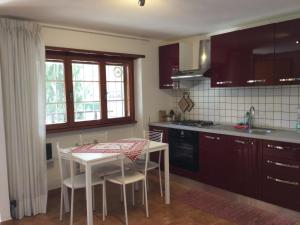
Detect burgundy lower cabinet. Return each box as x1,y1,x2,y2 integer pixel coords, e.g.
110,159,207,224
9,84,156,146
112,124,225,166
148,126,168,169
199,132,228,188
199,133,260,198
262,140,300,211
225,136,260,198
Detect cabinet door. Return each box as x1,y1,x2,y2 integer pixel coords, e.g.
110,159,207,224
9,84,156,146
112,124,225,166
199,133,227,188
159,43,179,89
226,137,259,198
274,19,300,85
211,24,274,87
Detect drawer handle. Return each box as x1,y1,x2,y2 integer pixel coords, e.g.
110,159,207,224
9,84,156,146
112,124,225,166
234,140,247,145
266,160,299,169
267,176,299,186
267,144,289,150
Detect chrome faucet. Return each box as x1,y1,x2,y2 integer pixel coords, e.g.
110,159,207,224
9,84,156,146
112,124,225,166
248,106,255,130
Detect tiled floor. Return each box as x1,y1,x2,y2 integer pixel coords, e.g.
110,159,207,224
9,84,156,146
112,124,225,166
2,173,300,225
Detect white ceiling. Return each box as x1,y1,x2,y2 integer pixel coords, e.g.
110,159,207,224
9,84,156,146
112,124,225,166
1,0,300,40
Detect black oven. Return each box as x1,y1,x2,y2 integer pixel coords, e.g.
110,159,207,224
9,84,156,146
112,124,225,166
168,129,199,172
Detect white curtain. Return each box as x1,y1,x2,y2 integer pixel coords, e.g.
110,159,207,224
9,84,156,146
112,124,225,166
0,18,47,219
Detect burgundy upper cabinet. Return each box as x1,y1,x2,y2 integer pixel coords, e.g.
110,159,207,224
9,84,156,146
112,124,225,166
211,24,274,87
159,43,179,89
274,19,300,85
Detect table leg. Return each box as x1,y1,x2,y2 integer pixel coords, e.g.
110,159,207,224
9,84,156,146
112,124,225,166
85,163,93,225
164,145,170,204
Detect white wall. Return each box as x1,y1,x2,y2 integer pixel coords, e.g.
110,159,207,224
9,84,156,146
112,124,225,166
41,26,173,190
0,71,11,222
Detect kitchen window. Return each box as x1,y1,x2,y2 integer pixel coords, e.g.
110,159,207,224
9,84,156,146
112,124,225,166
45,47,142,133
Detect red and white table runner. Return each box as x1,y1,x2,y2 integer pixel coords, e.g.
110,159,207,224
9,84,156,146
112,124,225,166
72,139,148,161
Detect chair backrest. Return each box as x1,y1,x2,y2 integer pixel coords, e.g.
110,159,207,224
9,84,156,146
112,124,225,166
144,130,163,163
80,132,108,145
57,142,75,188
141,137,151,176
144,130,163,143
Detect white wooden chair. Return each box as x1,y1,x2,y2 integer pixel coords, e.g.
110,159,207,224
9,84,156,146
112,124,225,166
79,132,121,177
105,138,150,225
57,143,107,224
134,131,164,196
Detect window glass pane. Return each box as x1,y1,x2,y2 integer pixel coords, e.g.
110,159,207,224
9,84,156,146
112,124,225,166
107,101,125,119
106,65,126,118
45,61,67,125
106,65,124,82
72,63,101,122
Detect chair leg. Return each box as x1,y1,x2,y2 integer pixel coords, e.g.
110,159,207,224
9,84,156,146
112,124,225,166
144,180,149,218
92,186,95,211
70,188,74,225
142,180,145,205
158,168,163,197
120,186,123,203
59,185,64,221
132,184,135,207
102,183,106,221
104,182,107,216
122,184,128,225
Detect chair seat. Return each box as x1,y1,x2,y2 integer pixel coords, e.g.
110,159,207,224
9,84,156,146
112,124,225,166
93,163,121,177
134,159,159,171
63,173,104,189
106,170,145,185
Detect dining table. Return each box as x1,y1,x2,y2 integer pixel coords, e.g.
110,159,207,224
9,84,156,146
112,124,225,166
66,138,170,225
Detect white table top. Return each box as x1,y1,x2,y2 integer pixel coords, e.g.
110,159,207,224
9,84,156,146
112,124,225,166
72,139,168,165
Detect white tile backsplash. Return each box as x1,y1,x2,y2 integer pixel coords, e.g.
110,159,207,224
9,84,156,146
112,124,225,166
172,80,300,129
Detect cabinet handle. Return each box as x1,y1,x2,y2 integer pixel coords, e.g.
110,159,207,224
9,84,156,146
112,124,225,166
163,83,175,87
267,176,299,186
204,135,215,140
279,78,300,82
247,79,266,84
204,135,220,140
267,144,289,150
216,81,232,85
234,140,247,145
266,160,299,169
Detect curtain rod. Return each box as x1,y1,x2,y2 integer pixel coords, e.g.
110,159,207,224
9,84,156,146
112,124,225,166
40,23,151,42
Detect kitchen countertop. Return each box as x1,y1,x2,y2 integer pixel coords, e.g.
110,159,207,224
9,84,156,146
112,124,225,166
149,122,300,144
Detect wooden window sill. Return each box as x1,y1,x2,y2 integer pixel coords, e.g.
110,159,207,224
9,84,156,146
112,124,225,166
46,119,137,134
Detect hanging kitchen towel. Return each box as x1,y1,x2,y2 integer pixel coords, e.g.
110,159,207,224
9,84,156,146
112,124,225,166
178,95,189,112
185,92,194,112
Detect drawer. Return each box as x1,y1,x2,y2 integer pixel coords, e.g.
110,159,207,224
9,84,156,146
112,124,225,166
263,140,300,160
263,157,300,180
262,174,300,211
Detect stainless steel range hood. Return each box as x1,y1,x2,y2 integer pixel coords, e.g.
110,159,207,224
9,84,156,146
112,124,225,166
171,39,211,81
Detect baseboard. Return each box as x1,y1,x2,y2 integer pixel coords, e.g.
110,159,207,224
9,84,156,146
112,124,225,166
0,215,12,223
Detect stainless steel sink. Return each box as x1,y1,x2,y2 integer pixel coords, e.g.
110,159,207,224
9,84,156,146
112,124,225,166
247,128,273,135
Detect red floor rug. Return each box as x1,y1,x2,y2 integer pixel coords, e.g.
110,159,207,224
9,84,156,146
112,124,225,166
177,189,297,225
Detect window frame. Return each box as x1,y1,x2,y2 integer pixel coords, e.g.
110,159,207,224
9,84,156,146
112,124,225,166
45,47,141,133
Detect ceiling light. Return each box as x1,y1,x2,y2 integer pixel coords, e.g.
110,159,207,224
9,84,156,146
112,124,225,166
296,41,299,44
138,0,145,6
